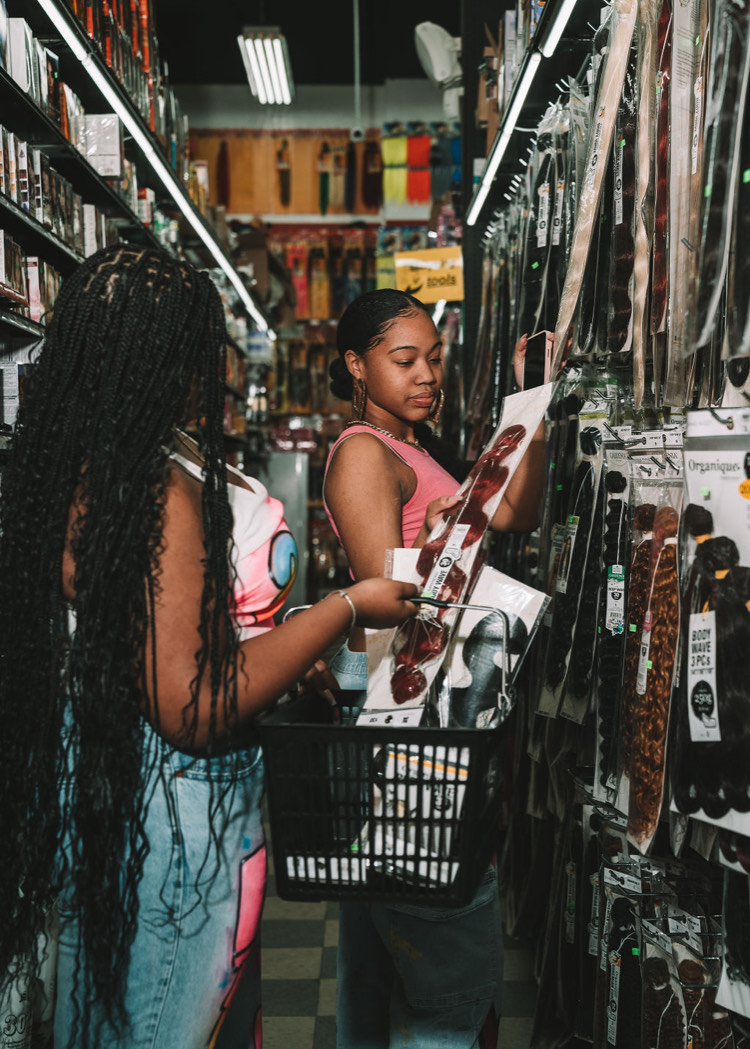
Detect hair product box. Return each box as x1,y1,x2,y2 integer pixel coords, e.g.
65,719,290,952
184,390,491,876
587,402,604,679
83,114,124,178
7,18,34,95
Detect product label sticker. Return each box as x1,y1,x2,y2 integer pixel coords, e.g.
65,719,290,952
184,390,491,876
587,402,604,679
691,76,703,176
421,524,471,598
614,139,624,225
552,180,565,245
536,182,550,248
686,610,721,742
586,107,605,191
635,616,652,695
605,564,626,634
603,867,642,894
556,515,580,594
607,951,621,1046
600,890,614,971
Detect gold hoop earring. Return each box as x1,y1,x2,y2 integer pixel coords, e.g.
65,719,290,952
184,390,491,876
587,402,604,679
352,378,367,420
428,388,444,423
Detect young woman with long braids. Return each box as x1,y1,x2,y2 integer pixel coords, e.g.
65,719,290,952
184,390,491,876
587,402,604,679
0,246,420,1049
323,289,547,1049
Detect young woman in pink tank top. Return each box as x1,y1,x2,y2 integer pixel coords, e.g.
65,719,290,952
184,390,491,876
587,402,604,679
322,289,547,1049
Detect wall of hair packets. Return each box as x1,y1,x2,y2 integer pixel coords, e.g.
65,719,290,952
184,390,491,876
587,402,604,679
468,0,750,1042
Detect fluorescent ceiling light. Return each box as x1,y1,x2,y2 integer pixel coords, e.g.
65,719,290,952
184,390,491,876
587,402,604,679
35,0,270,333
465,52,542,226
239,28,295,106
539,0,579,57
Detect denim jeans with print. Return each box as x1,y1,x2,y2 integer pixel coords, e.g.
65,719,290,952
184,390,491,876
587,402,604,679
55,722,267,1049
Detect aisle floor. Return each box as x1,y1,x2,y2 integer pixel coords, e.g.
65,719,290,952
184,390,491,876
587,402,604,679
260,849,537,1049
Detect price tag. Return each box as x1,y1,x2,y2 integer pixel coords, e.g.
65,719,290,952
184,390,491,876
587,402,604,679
686,611,721,742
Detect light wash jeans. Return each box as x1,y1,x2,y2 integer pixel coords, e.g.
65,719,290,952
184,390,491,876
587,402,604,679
55,722,267,1049
329,645,503,1049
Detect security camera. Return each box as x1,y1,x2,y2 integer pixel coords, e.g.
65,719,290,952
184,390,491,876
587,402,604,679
350,126,365,142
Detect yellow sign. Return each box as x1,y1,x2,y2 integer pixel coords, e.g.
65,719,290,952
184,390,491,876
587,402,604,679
393,246,464,304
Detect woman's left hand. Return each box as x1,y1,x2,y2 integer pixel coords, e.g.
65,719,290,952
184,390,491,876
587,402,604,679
425,493,462,534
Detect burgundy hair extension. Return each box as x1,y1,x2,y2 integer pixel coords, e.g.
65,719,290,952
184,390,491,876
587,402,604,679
619,502,656,775
650,0,672,335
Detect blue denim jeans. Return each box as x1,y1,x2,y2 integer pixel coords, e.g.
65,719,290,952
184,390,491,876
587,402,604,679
328,650,503,1049
55,722,267,1049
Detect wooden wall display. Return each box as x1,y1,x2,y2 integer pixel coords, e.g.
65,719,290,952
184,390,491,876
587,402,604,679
189,129,382,217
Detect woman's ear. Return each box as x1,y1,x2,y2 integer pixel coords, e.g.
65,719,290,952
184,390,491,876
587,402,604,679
345,350,363,380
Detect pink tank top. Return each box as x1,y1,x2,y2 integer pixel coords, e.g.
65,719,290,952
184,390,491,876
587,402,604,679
323,425,458,553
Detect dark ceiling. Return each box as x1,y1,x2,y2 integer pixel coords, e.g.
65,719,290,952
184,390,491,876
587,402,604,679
152,0,462,86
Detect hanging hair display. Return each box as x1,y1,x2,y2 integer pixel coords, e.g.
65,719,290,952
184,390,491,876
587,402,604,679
607,44,639,355
690,0,750,352
596,468,631,792
619,500,657,777
642,953,687,1049
606,896,643,1048
627,502,681,849
650,0,672,338
539,424,603,713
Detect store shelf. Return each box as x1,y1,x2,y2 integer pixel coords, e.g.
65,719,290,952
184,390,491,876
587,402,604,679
0,67,159,244
225,382,247,401
10,0,270,331
0,190,83,271
0,309,44,339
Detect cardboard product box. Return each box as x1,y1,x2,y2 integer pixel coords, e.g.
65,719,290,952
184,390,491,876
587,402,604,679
58,175,74,246
16,139,29,213
6,130,17,203
31,148,43,223
39,152,53,229
33,38,46,109
83,202,99,256
84,114,124,178
0,0,8,70
235,228,270,302
7,17,34,95
60,83,85,150
0,126,6,196
72,192,84,255
25,256,41,321
137,185,154,226
44,47,60,121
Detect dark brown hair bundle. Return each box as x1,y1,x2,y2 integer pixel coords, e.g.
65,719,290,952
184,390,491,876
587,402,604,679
642,955,686,1049
627,505,681,846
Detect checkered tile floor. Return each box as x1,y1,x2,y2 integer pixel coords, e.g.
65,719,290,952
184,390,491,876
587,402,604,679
260,841,537,1049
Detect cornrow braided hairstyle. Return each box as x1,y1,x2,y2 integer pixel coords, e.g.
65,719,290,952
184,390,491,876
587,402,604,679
0,244,235,1046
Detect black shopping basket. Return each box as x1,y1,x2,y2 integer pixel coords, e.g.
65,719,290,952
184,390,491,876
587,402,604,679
258,693,508,907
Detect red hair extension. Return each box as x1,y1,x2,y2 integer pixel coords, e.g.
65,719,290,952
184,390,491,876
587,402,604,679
619,502,656,774
627,505,680,846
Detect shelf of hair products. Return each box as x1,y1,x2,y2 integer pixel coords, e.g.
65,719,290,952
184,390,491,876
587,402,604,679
468,0,750,1042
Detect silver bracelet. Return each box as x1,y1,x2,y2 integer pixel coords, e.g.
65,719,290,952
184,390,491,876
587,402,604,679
331,588,357,631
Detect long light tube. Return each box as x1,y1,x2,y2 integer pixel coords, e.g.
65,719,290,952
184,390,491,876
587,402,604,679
36,0,270,332
237,36,266,103
539,0,579,56
263,37,283,103
253,38,275,104
272,38,292,104
465,52,542,226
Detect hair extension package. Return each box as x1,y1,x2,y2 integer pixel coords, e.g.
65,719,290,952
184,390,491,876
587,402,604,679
671,407,750,842
618,478,684,855
361,382,555,725
538,406,606,720
593,447,632,804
